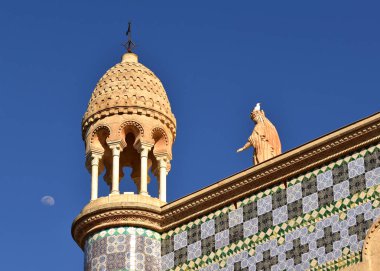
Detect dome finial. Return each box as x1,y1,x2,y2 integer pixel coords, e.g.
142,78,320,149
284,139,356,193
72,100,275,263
124,22,136,53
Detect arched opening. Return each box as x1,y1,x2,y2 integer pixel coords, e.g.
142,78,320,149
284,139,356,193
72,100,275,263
152,127,169,156
89,126,110,153
151,127,170,202
119,132,141,193
89,127,111,183
87,126,112,199
87,122,171,201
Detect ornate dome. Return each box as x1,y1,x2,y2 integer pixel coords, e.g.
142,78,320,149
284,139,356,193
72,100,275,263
82,53,176,138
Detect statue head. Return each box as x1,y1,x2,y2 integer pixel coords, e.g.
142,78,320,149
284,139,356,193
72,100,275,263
250,109,265,123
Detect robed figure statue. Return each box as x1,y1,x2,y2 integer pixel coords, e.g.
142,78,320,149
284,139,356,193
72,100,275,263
237,103,281,165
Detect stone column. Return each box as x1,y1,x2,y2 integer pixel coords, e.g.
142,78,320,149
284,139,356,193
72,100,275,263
157,157,168,202
108,142,122,195
138,144,152,196
90,154,102,201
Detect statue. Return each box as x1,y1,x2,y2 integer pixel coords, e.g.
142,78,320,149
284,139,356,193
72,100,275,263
237,103,282,165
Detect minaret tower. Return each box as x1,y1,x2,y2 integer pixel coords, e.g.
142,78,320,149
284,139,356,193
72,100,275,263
72,38,176,270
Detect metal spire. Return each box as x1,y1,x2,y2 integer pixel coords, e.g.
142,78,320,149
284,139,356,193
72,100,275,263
124,22,136,53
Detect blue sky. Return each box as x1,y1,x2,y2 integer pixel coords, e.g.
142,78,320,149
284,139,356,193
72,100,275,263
0,1,379,269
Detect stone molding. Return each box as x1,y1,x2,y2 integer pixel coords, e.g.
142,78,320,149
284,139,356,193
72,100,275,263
72,194,164,248
73,208,162,248
72,112,380,250
83,106,176,140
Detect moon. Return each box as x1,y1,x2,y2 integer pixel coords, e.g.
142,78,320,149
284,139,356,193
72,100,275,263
41,195,55,206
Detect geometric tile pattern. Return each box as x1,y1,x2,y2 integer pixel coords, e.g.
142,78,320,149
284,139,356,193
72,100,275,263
161,144,380,271
85,227,161,271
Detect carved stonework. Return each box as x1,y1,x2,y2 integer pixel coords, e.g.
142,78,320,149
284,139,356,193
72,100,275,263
90,124,111,145
118,120,144,137
82,53,176,139
151,127,169,145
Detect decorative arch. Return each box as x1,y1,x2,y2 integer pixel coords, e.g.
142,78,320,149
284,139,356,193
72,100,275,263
118,121,144,138
151,127,168,146
362,217,380,269
151,127,170,157
90,124,111,146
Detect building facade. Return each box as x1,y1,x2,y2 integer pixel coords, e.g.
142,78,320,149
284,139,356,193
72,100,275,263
72,50,380,271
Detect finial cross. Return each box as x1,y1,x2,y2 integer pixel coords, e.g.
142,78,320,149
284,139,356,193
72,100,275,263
124,22,136,53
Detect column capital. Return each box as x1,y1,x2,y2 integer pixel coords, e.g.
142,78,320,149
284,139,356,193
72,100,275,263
91,157,100,166
107,141,124,157
156,155,168,167
86,150,104,171
156,154,169,161
90,151,103,160
134,141,153,156
107,140,126,151
154,150,171,159
86,149,104,156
